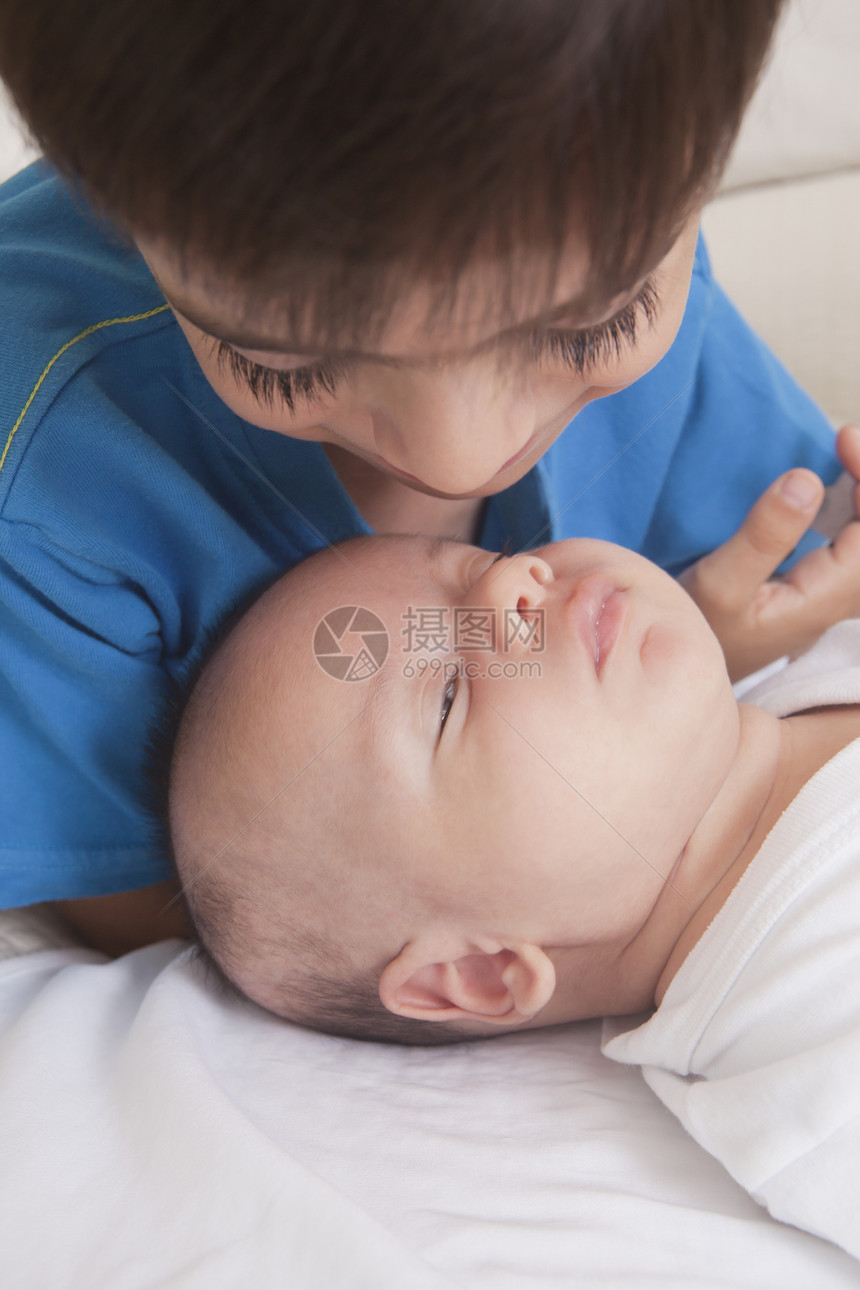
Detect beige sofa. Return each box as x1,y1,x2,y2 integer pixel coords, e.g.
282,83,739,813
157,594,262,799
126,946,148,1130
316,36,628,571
701,0,860,429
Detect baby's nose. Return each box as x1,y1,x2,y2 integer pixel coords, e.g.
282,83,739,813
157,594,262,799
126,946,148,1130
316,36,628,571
471,553,554,615
463,554,552,656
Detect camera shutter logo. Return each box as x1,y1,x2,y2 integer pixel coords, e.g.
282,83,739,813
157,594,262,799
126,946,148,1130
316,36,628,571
313,606,389,681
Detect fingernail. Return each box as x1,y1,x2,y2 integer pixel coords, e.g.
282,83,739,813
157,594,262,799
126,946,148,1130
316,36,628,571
780,472,820,509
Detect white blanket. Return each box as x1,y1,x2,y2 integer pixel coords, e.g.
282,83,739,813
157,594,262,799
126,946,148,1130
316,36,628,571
1,929,857,1289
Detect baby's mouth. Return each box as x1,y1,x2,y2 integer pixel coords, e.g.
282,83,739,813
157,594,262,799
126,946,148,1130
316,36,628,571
593,589,628,675
566,576,629,674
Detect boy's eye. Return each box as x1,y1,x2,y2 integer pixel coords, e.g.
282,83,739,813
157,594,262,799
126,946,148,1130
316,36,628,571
213,340,344,412
439,672,458,738
533,277,659,375
209,277,658,410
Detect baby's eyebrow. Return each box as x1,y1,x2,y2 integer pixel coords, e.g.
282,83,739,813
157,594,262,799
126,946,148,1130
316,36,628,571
362,650,408,753
427,534,470,566
359,537,469,752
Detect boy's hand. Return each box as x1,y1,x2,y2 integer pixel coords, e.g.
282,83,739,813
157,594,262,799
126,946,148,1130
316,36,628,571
680,425,860,683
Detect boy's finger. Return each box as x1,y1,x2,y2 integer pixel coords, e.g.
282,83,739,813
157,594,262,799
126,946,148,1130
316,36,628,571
835,424,860,482
818,425,860,542
815,471,856,543
778,519,860,630
692,469,824,613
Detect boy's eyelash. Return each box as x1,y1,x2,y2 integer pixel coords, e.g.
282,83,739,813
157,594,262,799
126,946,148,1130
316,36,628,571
213,278,659,407
213,341,344,412
533,278,660,374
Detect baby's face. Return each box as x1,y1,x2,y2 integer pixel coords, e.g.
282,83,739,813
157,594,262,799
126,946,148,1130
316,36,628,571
249,534,740,979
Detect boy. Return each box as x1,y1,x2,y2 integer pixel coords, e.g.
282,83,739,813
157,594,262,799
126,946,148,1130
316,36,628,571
0,1,854,951
163,480,860,1260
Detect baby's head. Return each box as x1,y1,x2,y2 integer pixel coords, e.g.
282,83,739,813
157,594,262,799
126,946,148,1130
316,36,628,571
167,535,740,1043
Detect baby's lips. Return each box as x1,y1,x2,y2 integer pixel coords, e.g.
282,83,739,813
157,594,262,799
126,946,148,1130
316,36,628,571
564,574,625,675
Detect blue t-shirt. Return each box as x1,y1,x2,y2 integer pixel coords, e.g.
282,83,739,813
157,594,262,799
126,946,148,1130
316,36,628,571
0,162,840,905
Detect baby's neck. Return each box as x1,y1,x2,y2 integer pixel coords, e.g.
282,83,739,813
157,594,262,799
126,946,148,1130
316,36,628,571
654,701,860,1002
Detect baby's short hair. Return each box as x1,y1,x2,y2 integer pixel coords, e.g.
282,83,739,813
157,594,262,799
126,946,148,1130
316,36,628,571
183,865,470,1048
142,554,472,1046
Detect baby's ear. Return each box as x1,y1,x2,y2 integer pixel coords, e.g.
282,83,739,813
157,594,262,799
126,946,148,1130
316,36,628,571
378,937,555,1027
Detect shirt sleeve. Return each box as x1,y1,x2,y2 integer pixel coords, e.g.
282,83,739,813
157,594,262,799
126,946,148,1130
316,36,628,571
641,242,841,574
0,163,337,907
0,508,176,904
0,326,297,907
0,164,183,903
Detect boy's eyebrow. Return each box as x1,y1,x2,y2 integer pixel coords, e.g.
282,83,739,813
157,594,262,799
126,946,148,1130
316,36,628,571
156,276,649,361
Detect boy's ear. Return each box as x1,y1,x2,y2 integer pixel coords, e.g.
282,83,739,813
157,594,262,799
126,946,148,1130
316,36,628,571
378,936,556,1027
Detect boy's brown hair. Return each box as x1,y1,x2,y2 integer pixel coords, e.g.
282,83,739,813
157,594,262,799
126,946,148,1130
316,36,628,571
0,0,783,343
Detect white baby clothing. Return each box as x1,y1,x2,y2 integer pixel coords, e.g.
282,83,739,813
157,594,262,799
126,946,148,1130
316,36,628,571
603,620,860,1260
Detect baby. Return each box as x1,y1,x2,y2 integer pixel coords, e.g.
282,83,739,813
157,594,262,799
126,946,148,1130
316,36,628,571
162,498,860,1257
162,497,857,1019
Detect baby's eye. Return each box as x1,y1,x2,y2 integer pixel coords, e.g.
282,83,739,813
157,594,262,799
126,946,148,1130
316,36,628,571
439,672,458,738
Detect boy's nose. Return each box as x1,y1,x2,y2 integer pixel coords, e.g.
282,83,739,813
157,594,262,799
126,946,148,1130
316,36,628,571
367,367,541,494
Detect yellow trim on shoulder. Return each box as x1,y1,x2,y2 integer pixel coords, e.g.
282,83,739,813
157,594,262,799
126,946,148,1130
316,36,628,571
0,303,171,476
